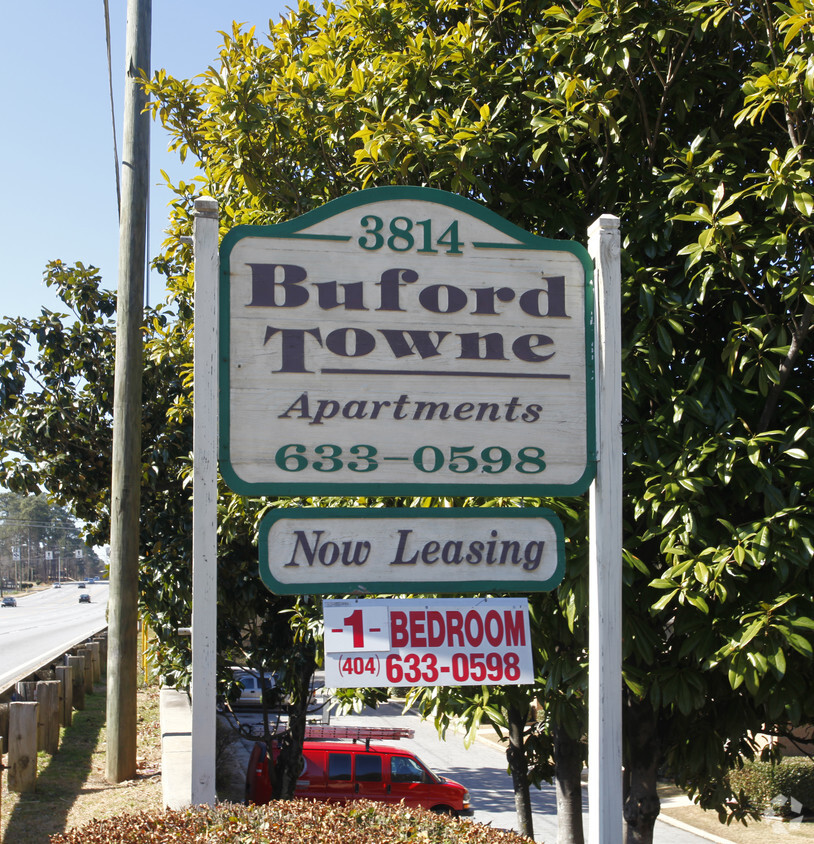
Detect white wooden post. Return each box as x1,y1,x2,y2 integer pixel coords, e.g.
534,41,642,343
191,196,219,804
587,214,623,842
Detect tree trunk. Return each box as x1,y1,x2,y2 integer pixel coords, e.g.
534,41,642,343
554,725,585,844
623,694,660,844
272,650,317,799
506,705,534,839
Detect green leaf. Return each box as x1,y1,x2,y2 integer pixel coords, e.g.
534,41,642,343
652,589,679,612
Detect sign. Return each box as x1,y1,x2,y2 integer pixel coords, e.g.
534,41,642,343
259,507,564,595
323,598,533,687
220,186,595,497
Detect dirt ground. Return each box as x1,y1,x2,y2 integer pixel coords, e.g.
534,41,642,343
1,681,162,843
659,802,814,843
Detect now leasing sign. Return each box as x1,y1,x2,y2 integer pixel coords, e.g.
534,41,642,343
219,186,595,496
259,507,565,595
323,598,534,688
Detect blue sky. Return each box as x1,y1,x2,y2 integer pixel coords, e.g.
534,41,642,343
1,1,291,322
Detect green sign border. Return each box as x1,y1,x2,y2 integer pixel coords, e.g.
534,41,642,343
258,507,566,596
220,185,596,497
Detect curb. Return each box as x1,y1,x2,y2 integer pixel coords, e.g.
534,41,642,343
657,812,737,843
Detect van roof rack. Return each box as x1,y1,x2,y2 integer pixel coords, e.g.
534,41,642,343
304,725,414,750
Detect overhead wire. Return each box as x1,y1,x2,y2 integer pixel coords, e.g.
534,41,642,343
102,0,152,304
103,0,121,220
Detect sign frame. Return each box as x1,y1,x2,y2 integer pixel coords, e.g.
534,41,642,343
219,186,596,498
258,506,566,596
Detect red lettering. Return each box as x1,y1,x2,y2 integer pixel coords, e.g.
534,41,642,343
427,611,446,647
503,610,526,647
409,611,427,647
485,610,503,646
465,610,484,646
391,611,408,647
447,611,464,646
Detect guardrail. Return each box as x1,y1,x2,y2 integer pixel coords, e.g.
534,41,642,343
1,629,108,809
0,622,108,701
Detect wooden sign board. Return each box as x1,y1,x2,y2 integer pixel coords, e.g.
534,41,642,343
259,507,565,595
220,186,595,496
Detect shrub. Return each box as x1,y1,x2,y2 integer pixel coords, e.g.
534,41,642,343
728,759,814,816
49,800,530,844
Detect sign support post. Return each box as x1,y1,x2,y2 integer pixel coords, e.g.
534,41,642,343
587,214,622,842
191,196,219,804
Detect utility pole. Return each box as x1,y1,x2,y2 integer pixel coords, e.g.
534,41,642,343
107,0,151,783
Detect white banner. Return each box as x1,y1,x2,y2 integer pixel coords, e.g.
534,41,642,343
323,597,533,688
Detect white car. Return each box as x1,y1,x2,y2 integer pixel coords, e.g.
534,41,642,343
230,668,278,707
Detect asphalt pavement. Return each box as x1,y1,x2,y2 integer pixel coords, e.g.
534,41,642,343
329,702,724,844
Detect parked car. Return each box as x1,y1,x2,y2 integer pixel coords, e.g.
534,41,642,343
78,593,91,603
1,596,17,607
228,667,281,708
248,737,471,816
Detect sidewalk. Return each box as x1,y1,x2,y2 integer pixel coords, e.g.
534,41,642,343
160,687,193,809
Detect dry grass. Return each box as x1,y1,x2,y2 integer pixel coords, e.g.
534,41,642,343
658,783,814,842
1,679,162,843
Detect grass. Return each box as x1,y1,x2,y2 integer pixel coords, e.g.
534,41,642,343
658,782,814,842
1,677,162,843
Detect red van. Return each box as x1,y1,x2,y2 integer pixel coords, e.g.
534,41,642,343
293,740,471,815
249,728,471,816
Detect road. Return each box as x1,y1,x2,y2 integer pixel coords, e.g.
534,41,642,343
329,702,716,844
0,582,108,689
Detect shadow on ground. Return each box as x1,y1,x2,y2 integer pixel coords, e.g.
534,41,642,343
2,687,105,844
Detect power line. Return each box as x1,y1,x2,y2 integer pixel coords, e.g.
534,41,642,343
0,519,80,531
103,0,121,218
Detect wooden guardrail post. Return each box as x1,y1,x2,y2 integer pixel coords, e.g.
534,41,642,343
14,681,37,702
76,647,94,693
8,701,38,792
0,703,8,753
94,633,108,668
55,665,73,727
67,655,85,710
87,641,102,685
36,680,60,755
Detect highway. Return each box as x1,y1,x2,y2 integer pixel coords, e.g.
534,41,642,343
0,581,108,690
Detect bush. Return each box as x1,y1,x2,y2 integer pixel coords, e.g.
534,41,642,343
49,800,529,844
728,759,814,816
